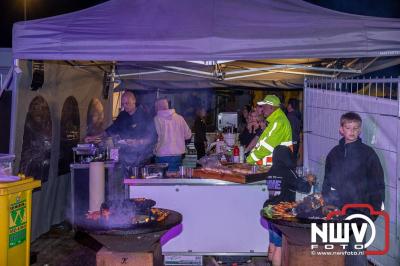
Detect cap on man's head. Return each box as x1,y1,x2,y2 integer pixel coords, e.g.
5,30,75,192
257,95,280,107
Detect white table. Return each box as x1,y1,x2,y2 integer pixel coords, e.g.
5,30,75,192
124,178,269,256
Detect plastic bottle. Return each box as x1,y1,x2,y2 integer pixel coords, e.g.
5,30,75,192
216,140,223,153
239,145,245,163
233,145,240,163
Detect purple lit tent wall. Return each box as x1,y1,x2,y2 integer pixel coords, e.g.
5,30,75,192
10,0,400,264
9,61,112,241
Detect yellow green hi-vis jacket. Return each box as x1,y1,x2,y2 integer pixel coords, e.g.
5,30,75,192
246,108,292,166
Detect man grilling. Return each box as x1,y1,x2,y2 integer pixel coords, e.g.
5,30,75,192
85,91,157,171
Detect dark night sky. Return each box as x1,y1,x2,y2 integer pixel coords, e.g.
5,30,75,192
0,0,107,48
1,0,400,48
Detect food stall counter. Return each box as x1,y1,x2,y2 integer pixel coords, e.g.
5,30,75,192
125,176,269,255
124,178,264,186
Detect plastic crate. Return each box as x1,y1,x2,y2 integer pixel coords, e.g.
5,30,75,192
0,154,15,176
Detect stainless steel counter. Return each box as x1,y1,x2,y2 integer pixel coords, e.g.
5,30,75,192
124,178,265,186
70,161,117,169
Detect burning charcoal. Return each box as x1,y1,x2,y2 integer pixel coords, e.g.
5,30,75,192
294,204,310,218
100,202,109,211
294,194,326,219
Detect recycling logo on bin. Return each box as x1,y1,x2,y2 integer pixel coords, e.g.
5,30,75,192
9,197,27,248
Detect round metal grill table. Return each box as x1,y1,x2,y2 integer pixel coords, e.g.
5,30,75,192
261,213,345,266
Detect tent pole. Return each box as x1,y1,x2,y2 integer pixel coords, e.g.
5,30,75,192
9,59,20,156
225,64,361,76
398,77,400,118
24,0,27,21
303,77,308,170
397,77,400,250
0,67,14,97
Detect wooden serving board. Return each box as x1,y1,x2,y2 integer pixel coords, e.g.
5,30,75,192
193,168,270,184
192,169,246,184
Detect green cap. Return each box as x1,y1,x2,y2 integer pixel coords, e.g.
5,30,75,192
257,95,281,107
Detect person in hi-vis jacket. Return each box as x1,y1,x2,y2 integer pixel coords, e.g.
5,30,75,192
246,95,292,166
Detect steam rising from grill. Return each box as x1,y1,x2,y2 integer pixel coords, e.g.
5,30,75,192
77,198,159,230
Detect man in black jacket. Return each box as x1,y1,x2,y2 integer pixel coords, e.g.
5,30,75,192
321,112,385,266
85,91,157,169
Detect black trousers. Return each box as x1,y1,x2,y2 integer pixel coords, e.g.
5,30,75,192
292,142,299,162
194,142,206,160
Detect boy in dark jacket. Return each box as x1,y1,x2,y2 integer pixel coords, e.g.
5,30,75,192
264,145,314,266
321,112,385,266
322,112,385,213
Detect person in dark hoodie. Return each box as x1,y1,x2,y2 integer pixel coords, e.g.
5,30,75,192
263,145,315,266
321,112,385,266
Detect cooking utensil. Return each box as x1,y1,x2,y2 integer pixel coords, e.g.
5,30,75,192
179,166,186,178
144,163,168,178
186,168,193,178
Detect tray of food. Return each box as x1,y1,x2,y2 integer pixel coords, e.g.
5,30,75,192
261,194,336,226
193,168,245,183
193,163,270,183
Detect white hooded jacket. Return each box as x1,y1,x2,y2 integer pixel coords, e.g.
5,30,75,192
154,109,192,156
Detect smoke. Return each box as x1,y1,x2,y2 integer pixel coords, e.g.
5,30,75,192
101,199,137,228
110,104,157,169
72,198,151,230
322,189,340,207
68,168,145,229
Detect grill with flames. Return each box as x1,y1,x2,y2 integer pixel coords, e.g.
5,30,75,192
74,198,182,252
263,194,328,223
84,198,160,227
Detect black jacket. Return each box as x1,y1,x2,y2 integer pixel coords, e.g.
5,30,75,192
193,116,207,144
106,107,155,140
264,145,311,206
106,107,157,166
322,138,385,215
239,127,262,147
286,110,302,143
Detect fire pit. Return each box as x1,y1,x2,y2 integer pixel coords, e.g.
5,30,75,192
74,198,182,253
261,195,345,266
83,198,158,228
262,217,344,266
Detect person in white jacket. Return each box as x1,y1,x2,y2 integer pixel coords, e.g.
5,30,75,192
154,98,192,172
